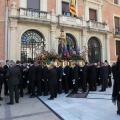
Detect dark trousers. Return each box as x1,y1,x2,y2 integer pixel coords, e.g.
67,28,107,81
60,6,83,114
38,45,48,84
117,101,120,112
57,80,62,94
49,83,57,98
101,77,107,91
108,76,112,87
19,80,23,97
63,76,69,93
37,79,42,95
73,79,78,93
82,77,87,92
4,80,8,95
8,85,19,103
43,79,48,95
89,77,96,91
30,81,35,96
0,82,3,96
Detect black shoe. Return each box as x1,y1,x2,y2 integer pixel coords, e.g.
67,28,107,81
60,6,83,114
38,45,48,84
65,92,68,94
54,96,57,98
48,97,54,100
0,97,3,101
7,102,14,105
16,101,19,103
117,111,120,115
29,95,35,98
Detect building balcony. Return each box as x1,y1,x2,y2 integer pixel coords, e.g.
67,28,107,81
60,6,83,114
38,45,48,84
87,20,109,32
19,8,51,23
58,15,85,28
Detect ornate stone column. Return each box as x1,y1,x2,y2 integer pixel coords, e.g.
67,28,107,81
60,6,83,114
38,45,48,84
9,20,18,61
8,2,18,61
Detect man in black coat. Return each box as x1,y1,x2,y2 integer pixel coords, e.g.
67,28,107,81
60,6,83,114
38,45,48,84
63,61,70,94
3,60,10,95
6,61,21,105
81,61,88,92
28,60,37,98
89,63,97,91
99,62,108,92
48,62,57,100
16,60,24,97
36,61,42,96
72,61,79,93
57,61,63,94
42,62,48,96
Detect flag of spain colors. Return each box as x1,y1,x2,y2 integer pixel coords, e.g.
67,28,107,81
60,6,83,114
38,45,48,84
69,0,77,16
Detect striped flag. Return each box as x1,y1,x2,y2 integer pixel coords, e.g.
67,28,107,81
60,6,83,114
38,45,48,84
69,0,77,16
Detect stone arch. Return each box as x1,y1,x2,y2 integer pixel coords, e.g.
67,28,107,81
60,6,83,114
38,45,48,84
21,29,45,61
88,36,101,63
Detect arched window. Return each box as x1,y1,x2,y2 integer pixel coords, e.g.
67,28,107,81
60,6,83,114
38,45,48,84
88,37,101,63
21,30,45,61
66,33,77,53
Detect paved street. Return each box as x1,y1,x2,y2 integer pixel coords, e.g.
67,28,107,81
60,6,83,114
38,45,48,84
0,90,60,120
0,86,120,120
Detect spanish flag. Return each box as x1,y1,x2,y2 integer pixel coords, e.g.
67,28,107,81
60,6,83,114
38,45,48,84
69,0,77,16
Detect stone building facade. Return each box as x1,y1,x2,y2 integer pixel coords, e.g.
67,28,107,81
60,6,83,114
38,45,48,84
1,0,120,64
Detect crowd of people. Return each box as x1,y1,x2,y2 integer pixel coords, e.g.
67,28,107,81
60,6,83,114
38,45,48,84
0,57,120,115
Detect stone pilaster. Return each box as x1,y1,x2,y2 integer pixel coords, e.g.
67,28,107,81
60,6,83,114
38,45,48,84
50,24,57,53
9,20,18,61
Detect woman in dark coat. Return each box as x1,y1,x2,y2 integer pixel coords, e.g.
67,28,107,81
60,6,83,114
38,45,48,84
112,55,120,115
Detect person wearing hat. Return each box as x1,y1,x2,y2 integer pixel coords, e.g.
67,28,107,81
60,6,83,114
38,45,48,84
6,60,21,105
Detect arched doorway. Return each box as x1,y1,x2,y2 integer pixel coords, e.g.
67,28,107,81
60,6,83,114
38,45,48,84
66,33,77,53
88,37,101,63
21,30,45,61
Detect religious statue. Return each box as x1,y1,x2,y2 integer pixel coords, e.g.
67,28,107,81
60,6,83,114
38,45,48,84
57,27,68,55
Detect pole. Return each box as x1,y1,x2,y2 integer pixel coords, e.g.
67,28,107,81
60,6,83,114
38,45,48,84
4,0,8,63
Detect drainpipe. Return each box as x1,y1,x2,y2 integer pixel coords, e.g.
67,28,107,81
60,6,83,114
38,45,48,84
4,0,9,63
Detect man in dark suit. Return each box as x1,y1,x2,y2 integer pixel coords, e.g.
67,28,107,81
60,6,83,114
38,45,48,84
42,62,48,96
3,60,10,95
16,60,24,97
57,61,63,94
36,61,42,96
99,62,108,92
6,61,21,105
72,61,79,93
81,61,88,92
63,61,70,94
89,63,97,91
48,62,57,100
28,60,37,98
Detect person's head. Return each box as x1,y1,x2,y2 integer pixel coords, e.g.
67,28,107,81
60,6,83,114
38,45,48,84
97,62,100,66
94,63,97,66
64,61,68,66
72,61,77,66
117,55,120,62
101,62,105,66
10,60,16,67
57,61,61,66
82,61,85,66
49,61,54,69
6,60,10,65
16,60,20,65
43,62,46,66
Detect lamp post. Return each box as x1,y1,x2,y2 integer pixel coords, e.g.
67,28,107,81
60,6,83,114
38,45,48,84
4,0,9,63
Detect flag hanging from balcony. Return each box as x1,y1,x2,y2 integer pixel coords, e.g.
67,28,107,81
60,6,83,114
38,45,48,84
69,0,77,16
